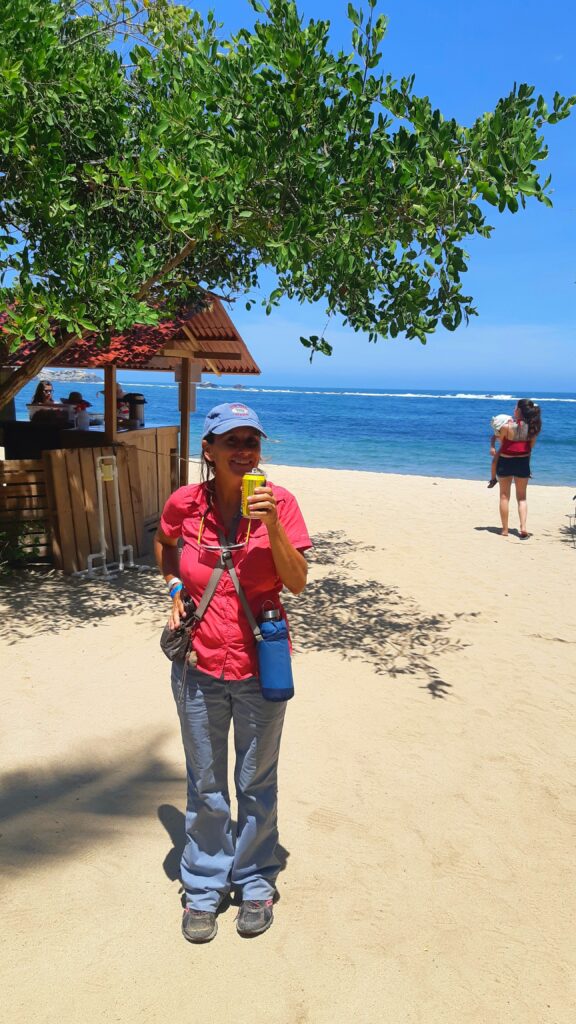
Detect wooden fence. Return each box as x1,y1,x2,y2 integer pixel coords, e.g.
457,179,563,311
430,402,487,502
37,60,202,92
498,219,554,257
0,458,52,562
43,444,144,574
1,425,178,573
120,426,179,551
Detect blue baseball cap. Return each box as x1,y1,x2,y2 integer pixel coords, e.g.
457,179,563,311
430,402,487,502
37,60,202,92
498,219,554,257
202,402,267,439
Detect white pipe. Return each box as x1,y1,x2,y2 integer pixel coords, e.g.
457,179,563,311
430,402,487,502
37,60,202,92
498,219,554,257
108,456,134,570
86,456,109,575
83,456,133,576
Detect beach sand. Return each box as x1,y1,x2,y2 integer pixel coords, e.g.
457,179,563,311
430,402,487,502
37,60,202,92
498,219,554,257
1,466,575,1024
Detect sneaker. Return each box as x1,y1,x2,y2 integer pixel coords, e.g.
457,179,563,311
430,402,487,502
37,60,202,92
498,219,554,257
236,899,274,937
181,908,218,944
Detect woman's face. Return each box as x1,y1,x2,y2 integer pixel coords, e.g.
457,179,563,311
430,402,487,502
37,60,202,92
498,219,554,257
40,383,54,402
203,428,261,482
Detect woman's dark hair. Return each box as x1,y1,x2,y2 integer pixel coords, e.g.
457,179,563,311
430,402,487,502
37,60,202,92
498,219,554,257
517,398,542,438
32,380,52,403
200,431,216,484
199,431,216,513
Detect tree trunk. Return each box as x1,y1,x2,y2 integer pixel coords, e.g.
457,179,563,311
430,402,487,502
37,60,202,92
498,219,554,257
0,332,82,408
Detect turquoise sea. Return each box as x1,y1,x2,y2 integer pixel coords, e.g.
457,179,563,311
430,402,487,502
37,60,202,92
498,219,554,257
15,380,576,486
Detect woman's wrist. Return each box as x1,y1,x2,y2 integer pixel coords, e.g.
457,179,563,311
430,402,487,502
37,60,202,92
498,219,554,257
167,577,183,599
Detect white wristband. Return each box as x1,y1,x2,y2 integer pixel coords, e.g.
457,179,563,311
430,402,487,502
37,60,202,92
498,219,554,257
167,576,182,591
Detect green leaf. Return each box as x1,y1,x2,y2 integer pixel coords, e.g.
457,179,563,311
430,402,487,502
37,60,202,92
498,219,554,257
517,176,539,196
347,4,361,27
476,182,499,205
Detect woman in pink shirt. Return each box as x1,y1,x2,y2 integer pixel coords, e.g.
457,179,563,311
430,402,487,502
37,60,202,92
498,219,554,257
155,403,312,944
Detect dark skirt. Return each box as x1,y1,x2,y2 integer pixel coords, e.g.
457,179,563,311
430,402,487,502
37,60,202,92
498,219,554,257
496,455,531,479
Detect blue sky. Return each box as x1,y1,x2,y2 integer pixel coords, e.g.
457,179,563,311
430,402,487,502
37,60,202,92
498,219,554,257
180,0,576,391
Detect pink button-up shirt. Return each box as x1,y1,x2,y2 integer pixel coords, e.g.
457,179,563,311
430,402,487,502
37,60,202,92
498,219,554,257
160,481,312,681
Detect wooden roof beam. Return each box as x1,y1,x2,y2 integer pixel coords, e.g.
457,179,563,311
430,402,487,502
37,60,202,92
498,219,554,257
162,347,241,361
194,350,241,360
179,323,241,362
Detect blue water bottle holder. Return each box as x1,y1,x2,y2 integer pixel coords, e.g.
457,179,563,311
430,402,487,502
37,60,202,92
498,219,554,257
219,551,295,703
255,601,295,702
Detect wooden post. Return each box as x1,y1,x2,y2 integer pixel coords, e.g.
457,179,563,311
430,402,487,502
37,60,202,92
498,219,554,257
177,359,200,414
179,358,190,486
104,365,117,442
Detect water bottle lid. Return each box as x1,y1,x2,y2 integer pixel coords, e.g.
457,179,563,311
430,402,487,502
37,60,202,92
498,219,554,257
262,607,281,621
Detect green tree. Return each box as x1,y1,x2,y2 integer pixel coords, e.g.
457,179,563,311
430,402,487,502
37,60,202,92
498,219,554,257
1,0,573,404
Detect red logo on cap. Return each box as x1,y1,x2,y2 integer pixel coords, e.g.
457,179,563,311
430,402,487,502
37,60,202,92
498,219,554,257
230,404,249,415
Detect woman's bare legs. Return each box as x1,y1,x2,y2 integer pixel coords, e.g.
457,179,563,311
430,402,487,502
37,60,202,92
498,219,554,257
498,477,512,536
515,476,529,536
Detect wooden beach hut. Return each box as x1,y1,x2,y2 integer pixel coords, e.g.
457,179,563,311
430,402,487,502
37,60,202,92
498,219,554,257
0,298,260,572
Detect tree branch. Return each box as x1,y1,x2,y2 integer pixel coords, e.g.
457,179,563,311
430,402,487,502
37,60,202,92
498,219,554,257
134,236,197,299
62,6,147,49
0,330,81,407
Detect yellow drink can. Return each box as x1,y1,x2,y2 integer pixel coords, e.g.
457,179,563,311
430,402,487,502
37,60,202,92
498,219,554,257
241,471,266,518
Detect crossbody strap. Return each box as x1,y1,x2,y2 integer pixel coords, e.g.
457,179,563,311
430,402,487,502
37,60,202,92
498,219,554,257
217,529,262,643
192,563,225,624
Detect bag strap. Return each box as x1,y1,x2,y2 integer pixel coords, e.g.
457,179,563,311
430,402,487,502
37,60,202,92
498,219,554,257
217,529,262,643
192,563,225,625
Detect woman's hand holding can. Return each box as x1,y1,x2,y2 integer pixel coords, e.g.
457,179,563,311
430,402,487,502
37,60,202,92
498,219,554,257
247,485,278,528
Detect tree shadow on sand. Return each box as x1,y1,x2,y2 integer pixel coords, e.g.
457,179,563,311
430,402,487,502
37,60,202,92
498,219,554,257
1,532,461,697
0,742,291,886
557,512,576,548
0,733,180,879
283,530,462,699
0,562,165,643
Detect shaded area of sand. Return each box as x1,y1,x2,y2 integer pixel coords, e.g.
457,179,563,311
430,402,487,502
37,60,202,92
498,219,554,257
1,467,575,1023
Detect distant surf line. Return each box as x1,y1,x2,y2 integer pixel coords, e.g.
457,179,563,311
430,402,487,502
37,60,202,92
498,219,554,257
128,382,576,404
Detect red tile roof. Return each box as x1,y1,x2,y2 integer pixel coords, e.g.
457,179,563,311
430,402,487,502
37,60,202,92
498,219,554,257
1,297,260,375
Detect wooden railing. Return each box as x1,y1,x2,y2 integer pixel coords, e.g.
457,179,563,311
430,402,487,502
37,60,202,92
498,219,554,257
0,459,52,562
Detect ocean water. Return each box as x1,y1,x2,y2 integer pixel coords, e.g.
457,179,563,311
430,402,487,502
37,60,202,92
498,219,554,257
14,381,576,486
